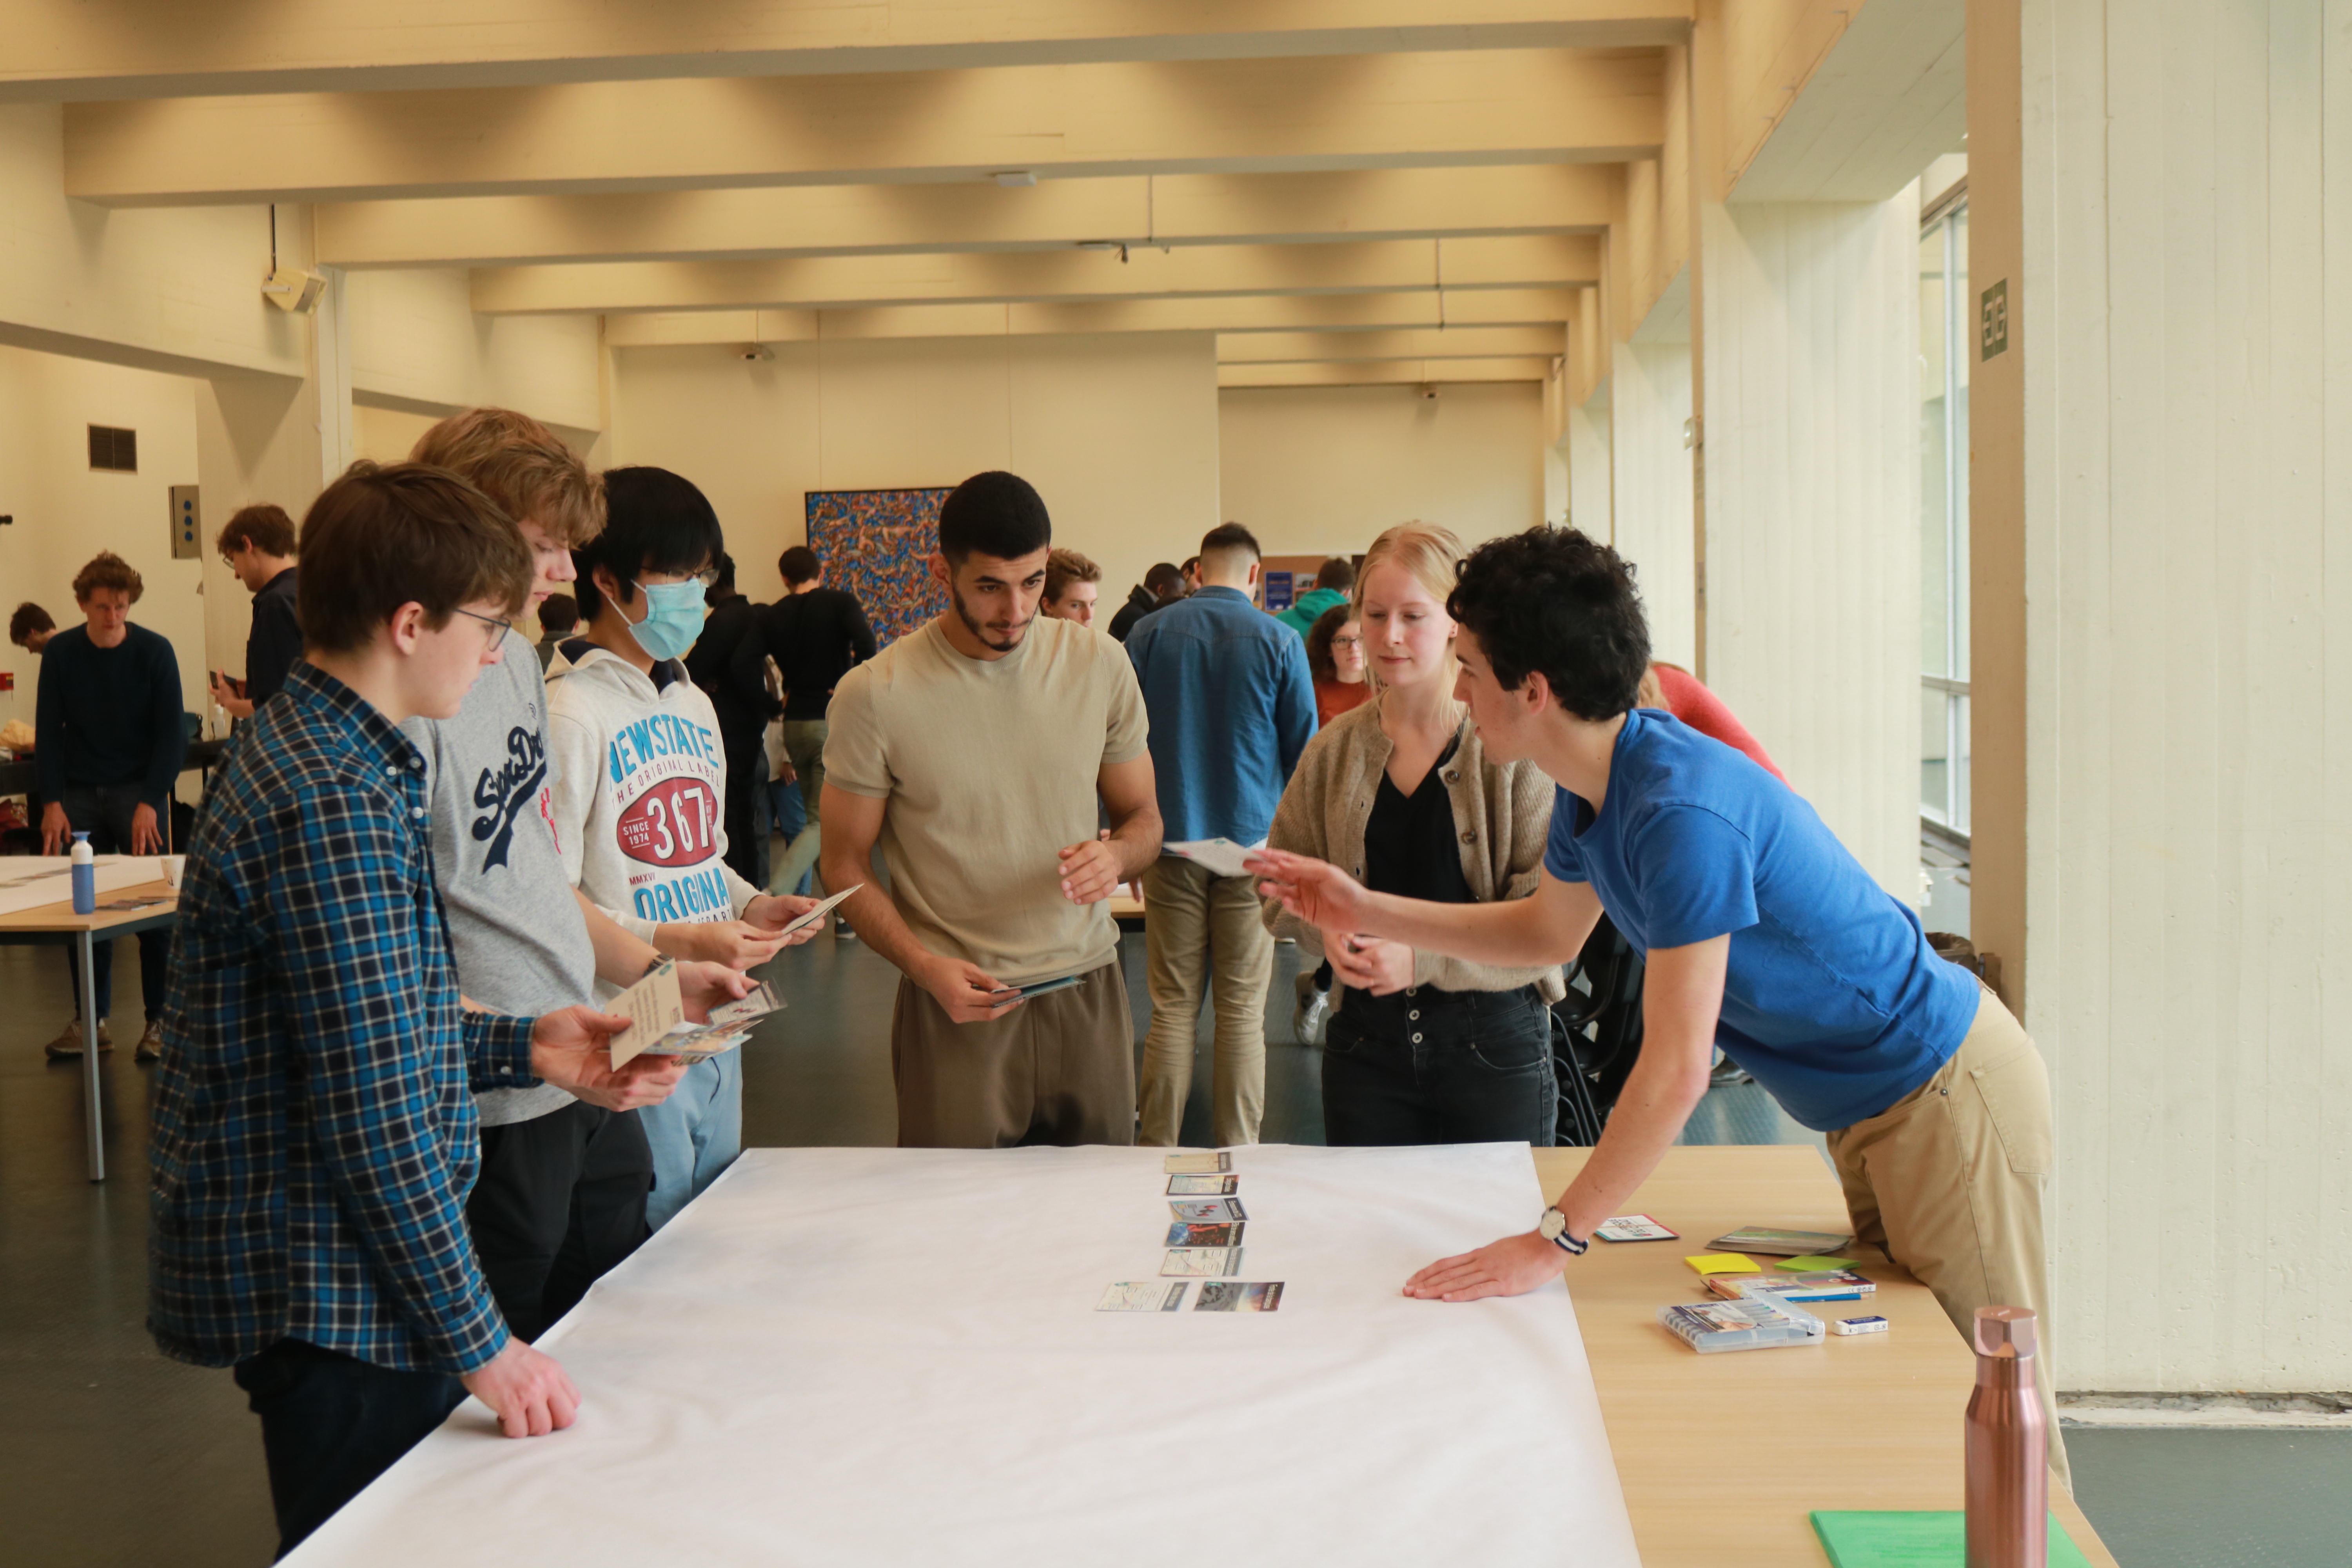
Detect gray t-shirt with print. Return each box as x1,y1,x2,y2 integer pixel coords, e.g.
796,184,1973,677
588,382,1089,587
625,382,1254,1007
401,629,599,1126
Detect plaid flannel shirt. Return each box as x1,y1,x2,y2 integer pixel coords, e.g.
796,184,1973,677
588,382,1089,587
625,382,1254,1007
148,662,537,1374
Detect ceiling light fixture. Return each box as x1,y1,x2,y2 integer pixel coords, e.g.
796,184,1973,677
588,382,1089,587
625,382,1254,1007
994,170,1038,187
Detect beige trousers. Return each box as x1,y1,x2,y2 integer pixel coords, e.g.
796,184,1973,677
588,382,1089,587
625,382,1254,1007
890,960,1135,1149
770,718,829,897
1136,856,1273,1148
1824,987,2071,1491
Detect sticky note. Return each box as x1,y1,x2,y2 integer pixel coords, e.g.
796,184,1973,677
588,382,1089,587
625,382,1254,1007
1685,1253,1762,1275
1779,1255,1862,1271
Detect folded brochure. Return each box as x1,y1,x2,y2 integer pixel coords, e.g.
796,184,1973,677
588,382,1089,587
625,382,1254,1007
608,958,785,1066
778,884,862,938
1164,838,1258,878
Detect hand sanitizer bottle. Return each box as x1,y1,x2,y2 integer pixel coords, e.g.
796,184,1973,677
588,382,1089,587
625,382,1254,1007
70,831,96,914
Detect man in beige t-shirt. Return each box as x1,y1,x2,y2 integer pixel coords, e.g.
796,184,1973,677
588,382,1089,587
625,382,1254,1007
820,471,1162,1147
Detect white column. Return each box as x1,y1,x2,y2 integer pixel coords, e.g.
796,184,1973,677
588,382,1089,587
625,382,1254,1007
1568,389,1612,542
1609,340,1696,668
1698,195,1921,898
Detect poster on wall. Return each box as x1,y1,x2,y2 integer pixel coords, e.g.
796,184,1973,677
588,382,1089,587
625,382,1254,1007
805,488,953,648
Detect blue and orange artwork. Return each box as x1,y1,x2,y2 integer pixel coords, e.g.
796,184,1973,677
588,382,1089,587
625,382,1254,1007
805,488,953,649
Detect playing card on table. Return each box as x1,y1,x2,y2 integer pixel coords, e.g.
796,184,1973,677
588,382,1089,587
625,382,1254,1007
1166,1174,1239,1196
1095,1281,1189,1312
1169,1197,1247,1224
1162,1152,1232,1175
1194,1281,1284,1313
1161,1248,1243,1277
1165,1222,1243,1249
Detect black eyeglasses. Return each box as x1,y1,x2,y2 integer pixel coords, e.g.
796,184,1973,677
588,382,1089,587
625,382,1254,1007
450,607,515,648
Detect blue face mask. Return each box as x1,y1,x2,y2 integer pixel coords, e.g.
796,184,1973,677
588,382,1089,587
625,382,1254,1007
623,578,708,662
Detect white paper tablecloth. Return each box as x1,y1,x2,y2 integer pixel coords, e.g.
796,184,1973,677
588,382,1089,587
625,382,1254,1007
0,855,165,916
289,1142,1641,1568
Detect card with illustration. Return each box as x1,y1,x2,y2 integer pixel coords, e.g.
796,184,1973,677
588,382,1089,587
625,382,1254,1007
1166,1174,1239,1196
1161,1248,1243,1278
1162,1152,1232,1175
1594,1214,1680,1243
1095,1281,1189,1312
1195,1281,1284,1313
1169,1198,1247,1224
1165,1222,1243,1249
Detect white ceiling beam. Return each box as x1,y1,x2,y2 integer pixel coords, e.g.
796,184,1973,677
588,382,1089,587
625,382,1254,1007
2,0,1690,102
65,51,1664,206
1220,358,1553,387
318,165,1617,269
1216,327,1565,363
474,236,1600,315
597,288,1586,345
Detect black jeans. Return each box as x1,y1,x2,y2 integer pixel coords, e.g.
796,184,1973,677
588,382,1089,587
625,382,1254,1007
59,782,172,1021
231,1339,466,1559
467,1101,653,1343
1322,984,1557,1147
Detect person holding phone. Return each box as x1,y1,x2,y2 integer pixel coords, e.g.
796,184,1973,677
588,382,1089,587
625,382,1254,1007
209,503,301,719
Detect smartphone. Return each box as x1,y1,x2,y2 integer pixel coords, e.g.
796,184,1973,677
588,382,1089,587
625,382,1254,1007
985,974,1084,1001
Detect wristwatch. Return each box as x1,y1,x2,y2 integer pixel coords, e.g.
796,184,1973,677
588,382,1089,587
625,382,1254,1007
1537,1206,1589,1256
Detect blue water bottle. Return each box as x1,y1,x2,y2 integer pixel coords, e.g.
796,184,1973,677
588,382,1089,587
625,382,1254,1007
70,831,96,914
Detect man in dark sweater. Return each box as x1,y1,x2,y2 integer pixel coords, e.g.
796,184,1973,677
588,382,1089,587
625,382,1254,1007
730,544,877,904
36,550,187,1060
209,503,301,718
683,554,769,886
1108,561,1186,643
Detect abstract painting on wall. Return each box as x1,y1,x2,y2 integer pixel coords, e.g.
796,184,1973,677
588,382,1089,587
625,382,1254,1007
805,488,953,648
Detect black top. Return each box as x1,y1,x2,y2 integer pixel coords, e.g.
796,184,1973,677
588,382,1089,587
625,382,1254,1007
246,566,302,707
730,586,878,722
1363,730,1473,905
34,622,187,801
684,593,765,744
1107,583,1165,644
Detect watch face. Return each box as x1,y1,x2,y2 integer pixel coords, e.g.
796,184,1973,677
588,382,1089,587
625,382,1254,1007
1539,1208,1566,1240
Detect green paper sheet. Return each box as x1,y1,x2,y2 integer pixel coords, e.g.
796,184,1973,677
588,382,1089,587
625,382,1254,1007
1780,1254,1862,1271
1809,1510,2092,1567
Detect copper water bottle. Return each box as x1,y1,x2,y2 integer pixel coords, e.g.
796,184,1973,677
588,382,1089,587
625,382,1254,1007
1964,1305,2047,1568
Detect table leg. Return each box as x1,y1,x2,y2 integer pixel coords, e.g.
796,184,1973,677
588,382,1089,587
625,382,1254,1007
78,929,104,1183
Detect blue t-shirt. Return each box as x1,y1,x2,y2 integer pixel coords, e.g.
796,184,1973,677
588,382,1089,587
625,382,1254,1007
1543,709,1978,1131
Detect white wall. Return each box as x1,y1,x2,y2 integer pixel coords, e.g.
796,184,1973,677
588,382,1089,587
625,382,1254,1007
1973,0,2352,1394
610,332,1220,609
1568,390,1612,541
0,345,206,733
1609,341,1696,668
1217,381,1543,562
346,269,602,438
1700,195,1920,899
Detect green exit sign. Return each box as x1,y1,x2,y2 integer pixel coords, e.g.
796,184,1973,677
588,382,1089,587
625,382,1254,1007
1981,279,2009,360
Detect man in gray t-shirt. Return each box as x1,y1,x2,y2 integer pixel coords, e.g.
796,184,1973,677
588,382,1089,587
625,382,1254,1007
404,409,769,1340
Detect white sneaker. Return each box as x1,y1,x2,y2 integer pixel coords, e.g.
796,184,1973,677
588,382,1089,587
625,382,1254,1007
1292,977,1331,1046
45,1016,113,1060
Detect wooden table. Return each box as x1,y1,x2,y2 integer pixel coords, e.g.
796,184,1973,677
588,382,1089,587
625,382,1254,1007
1534,1145,2116,1566
0,878,180,1181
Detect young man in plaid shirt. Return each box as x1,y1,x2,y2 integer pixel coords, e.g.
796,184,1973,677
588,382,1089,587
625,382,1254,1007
148,464,681,1557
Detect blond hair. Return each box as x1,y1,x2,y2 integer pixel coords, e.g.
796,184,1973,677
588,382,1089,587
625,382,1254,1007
1354,522,1466,711
409,407,604,546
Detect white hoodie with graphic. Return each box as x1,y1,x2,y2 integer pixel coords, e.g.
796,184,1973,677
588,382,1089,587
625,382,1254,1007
544,641,760,969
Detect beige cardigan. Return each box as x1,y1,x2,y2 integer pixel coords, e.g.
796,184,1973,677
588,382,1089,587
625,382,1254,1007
1259,691,1565,1001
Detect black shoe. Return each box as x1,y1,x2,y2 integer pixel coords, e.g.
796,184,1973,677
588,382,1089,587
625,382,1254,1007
834,917,857,941
1708,1059,1752,1087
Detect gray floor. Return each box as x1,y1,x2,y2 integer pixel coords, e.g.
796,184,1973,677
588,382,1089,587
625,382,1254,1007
0,919,2327,1566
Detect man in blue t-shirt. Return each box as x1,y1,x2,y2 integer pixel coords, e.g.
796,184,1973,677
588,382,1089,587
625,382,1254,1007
1252,527,2067,1487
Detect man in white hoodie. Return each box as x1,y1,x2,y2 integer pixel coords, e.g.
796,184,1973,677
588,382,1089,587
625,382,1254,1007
546,466,820,1229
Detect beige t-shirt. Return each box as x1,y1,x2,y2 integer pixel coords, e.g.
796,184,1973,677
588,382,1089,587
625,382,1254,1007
824,615,1149,986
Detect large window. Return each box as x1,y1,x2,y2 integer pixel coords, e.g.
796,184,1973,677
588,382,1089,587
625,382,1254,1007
1920,192,1970,833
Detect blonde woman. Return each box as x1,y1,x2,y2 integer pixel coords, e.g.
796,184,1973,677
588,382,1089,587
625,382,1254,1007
1260,524,1564,1145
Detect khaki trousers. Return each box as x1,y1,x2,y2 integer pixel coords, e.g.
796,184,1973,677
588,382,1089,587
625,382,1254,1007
1136,857,1274,1149
770,718,829,896
1824,987,2071,1491
890,960,1136,1148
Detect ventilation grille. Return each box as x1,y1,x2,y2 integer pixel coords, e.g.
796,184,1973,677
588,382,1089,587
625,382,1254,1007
88,425,137,472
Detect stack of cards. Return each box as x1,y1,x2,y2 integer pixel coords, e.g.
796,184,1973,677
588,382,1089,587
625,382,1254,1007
1095,1152,1285,1313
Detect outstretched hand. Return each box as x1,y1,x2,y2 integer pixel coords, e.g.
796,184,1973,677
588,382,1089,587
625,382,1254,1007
1403,1231,1564,1302
1247,847,1371,934
529,1004,687,1112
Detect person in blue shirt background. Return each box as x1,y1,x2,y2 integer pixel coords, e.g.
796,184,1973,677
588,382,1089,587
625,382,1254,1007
1252,525,2067,1489
1126,522,1315,1147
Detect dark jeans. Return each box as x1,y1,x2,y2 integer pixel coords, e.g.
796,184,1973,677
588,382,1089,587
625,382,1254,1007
231,1339,466,1559
467,1101,652,1343
720,731,764,888
1322,984,1557,1147
59,782,171,1021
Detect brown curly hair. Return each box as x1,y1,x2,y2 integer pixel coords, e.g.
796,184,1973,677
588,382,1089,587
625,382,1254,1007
72,552,143,604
